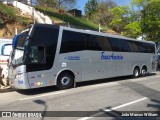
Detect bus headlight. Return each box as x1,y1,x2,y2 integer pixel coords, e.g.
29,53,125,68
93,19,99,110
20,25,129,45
16,73,23,79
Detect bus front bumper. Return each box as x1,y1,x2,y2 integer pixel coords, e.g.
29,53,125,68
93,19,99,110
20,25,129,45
10,73,31,89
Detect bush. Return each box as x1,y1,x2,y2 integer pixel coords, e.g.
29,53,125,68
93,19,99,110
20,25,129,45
17,16,29,25
0,3,16,23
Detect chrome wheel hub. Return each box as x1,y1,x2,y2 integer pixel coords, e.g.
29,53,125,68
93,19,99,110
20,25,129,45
61,77,70,86
135,70,139,76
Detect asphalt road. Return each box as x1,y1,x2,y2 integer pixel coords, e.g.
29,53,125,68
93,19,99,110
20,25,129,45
0,72,160,120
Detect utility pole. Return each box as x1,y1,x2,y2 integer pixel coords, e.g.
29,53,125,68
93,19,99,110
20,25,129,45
99,24,102,32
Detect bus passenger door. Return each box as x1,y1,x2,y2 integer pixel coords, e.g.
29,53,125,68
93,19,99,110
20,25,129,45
26,46,48,88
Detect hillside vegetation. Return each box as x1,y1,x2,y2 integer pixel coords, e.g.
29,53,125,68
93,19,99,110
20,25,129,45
0,3,32,24
1,0,160,41
35,6,108,31
0,3,32,38
0,3,111,38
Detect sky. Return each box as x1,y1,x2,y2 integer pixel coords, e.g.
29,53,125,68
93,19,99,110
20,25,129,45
76,0,132,15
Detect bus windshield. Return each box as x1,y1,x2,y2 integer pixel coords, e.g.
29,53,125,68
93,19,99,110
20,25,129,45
11,25,32,66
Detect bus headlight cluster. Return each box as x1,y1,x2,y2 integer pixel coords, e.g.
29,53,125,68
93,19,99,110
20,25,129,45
16,73,22,79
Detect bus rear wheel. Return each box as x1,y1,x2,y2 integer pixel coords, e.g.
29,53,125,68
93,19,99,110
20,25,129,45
57,72,74,90
133,67,140,78
141,67,147,77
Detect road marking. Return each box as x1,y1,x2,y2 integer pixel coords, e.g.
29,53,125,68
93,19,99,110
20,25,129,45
19,91,66,101
65,104,70,107
77,97,147,120
78,117,93,120
104,97,147,112
92,82,118,88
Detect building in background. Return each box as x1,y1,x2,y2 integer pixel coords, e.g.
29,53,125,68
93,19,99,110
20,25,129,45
68,9,82,17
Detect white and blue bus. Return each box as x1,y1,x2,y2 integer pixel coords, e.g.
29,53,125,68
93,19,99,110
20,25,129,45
5,24,156,90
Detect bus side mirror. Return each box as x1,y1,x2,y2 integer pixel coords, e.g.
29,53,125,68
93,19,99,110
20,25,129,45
12,35,18,49
1,44,12,56
12,34,30,49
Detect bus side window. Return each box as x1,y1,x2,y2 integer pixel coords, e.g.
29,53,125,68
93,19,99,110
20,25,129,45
135,42,146,53
127,41,134,52
147,43,155,53
60,30,86,53
96,36,112,51
86,34,101,51
120,39,132,52
131,42,140,52
109,38,121,52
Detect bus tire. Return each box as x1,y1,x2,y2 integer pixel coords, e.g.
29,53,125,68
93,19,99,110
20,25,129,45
57,72,74,90
141,67,147,77
133,67,140,78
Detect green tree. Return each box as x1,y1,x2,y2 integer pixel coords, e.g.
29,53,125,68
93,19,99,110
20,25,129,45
92,0,116,26
109,6,130,33
122,22,142,38
84,0,98,19
141,0,160,41
132,0,160,41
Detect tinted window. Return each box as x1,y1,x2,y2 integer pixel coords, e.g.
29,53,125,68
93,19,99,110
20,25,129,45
96,36,112,51
109,38,121,51
85,34,101,51
127,41,134,52
130,41,155,53
31,26,58,46
60,30,155,54
135,42,145,53
142,43,150,53
131,41,140,52
27,25,59,72
60,30,86,53
146,43,155,53
120,39,132,52
61,31,113,52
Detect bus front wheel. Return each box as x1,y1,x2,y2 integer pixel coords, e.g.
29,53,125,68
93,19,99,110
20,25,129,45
133,67,140,78
57,72,74,90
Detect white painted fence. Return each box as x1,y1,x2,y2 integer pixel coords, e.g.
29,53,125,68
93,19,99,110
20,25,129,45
2,0,52,24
